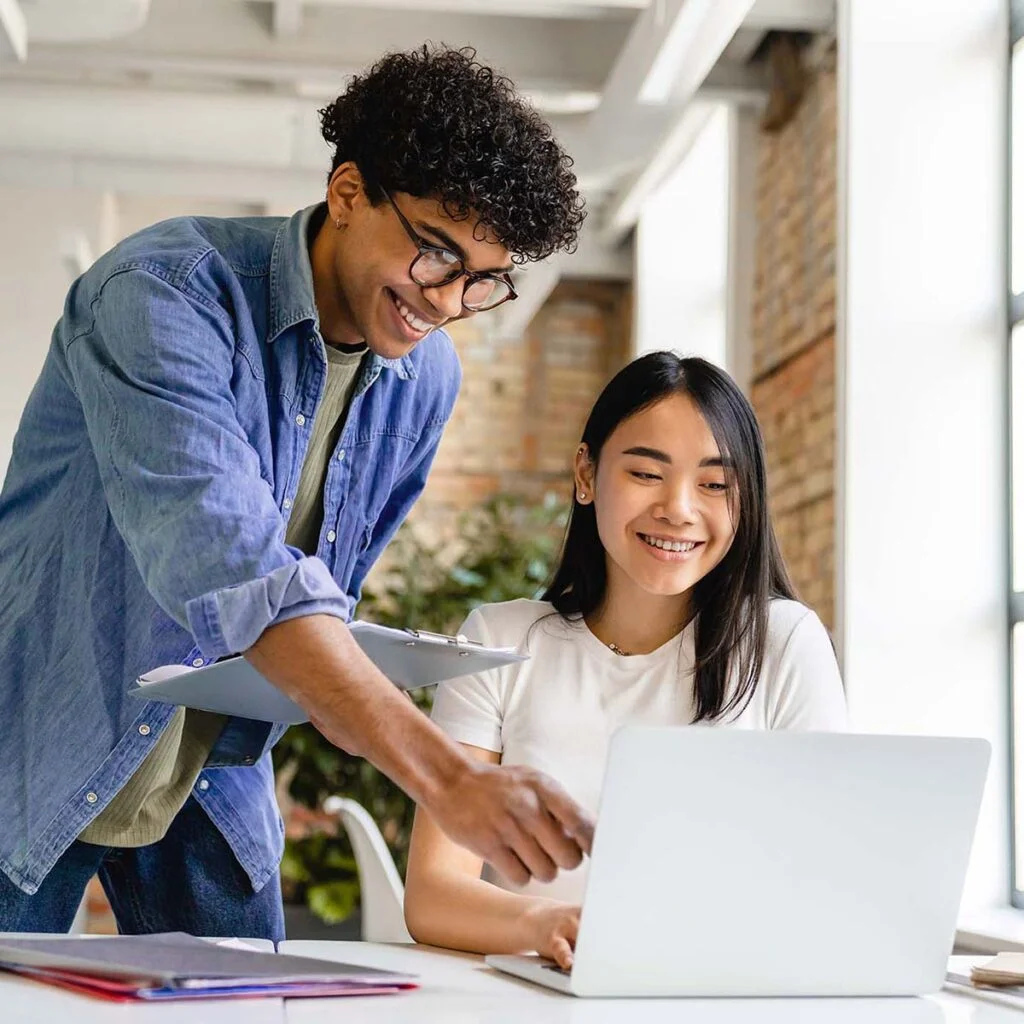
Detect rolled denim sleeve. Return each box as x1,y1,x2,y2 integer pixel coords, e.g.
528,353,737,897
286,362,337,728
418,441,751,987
62,264,349,658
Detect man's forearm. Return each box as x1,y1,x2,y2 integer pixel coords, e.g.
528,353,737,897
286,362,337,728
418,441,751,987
245,613,470,808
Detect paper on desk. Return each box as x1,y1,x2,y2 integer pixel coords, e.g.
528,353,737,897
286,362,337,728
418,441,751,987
970,952,1024,987
215,938,265,953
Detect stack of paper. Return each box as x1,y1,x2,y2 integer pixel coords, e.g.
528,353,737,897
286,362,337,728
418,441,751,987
970,952,1024,988
0,932,417,1002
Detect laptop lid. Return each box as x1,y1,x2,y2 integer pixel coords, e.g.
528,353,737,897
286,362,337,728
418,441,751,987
569,728,989,998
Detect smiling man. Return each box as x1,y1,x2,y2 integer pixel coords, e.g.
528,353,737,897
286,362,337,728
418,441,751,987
0,46,591,937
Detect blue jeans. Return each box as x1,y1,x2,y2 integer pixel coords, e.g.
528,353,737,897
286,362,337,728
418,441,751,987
0,797,284,940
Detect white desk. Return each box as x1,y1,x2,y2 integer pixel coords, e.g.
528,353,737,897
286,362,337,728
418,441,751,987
1,941,1020,1024
280,944,1024,1024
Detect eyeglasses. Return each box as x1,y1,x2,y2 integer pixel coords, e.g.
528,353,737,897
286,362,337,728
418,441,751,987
382,189,518,313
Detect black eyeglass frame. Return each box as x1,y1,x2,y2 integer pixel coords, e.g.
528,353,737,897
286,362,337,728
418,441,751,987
381,189,518,313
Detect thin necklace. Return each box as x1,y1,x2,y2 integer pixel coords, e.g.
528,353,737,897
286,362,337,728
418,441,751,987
607,642,632,657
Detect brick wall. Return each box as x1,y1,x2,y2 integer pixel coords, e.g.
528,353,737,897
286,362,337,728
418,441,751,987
749,50,837,629
414,279,633,531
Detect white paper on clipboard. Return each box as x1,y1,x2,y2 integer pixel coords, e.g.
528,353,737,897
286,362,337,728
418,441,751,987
127,621,527,724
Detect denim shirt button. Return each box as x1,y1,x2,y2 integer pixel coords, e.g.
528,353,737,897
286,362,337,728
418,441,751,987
138,724,151,736
197,778,210,792
337,449,345,462
326,530,337,543
295,414,306,427
85,791,98,805
191,657,204,668
242,757,255,766
283,498,293,510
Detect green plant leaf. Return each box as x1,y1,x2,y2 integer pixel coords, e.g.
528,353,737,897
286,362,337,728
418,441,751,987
306,880,358,925
279,846,313,884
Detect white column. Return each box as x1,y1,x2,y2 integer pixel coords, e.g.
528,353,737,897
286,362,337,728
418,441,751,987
633,103,731,369
838,0,1008,914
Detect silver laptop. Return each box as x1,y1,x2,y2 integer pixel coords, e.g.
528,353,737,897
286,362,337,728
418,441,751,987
487,727,989,998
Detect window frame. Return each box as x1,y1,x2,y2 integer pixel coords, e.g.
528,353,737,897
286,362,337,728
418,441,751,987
1008,0,1024,908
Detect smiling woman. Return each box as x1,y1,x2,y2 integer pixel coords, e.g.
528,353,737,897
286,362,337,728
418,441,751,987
403,351,847,969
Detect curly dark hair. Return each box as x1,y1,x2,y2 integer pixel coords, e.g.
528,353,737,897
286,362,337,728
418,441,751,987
319,45,586,263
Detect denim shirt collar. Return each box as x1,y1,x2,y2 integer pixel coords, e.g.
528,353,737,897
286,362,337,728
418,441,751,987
267,204,417,382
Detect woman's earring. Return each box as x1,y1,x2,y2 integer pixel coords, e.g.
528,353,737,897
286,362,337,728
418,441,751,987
334,217,342,229
578,491,587,502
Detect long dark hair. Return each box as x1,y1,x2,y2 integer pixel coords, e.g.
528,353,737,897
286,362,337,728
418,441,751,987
542,352,797,722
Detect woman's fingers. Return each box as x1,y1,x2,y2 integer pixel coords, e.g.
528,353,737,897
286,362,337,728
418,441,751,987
551,935,575,971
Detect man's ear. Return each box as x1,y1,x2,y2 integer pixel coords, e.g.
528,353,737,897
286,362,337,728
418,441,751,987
574,444,596,504
326,163,365,230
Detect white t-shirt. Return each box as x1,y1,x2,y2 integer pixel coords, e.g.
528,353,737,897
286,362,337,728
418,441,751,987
430,598,847,904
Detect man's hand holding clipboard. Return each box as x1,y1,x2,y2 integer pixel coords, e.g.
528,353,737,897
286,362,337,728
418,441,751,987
138,614,594,887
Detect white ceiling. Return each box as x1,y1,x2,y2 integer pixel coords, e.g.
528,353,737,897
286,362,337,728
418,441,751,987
0,0,832,299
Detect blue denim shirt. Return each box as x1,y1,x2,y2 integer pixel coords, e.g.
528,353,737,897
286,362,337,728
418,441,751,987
0,206,461,895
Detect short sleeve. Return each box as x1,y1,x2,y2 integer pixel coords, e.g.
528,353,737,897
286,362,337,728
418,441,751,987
769,611,848,731
429,607,506,753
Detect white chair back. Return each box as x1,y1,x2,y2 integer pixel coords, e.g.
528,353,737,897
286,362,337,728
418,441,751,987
322,796,413,944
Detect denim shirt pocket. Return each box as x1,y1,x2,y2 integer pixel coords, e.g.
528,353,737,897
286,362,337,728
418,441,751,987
331,428,418,588
350,429,420,523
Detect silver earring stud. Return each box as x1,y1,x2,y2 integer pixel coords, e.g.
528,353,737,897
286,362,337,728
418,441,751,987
578,491,586,501
334,218,342,229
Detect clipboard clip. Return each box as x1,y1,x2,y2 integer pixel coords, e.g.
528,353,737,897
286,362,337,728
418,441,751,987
403,628,484,649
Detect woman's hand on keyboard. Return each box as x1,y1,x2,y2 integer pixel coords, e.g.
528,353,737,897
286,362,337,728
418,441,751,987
524,901,580,971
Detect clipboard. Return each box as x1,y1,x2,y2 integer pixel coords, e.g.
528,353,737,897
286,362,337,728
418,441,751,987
128,620,527,724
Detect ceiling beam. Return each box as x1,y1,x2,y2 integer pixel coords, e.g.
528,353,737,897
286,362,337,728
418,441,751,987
0,149,325,209
0,0,26,63
1,46,601,115
744,0,833,32
599,102,714,245
695,61,768,107
579,0,754,171
0,79,594,176
297,0,645,17
9,0,630,92
572,0,758,206
272,0,303,37
638,0,757,105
